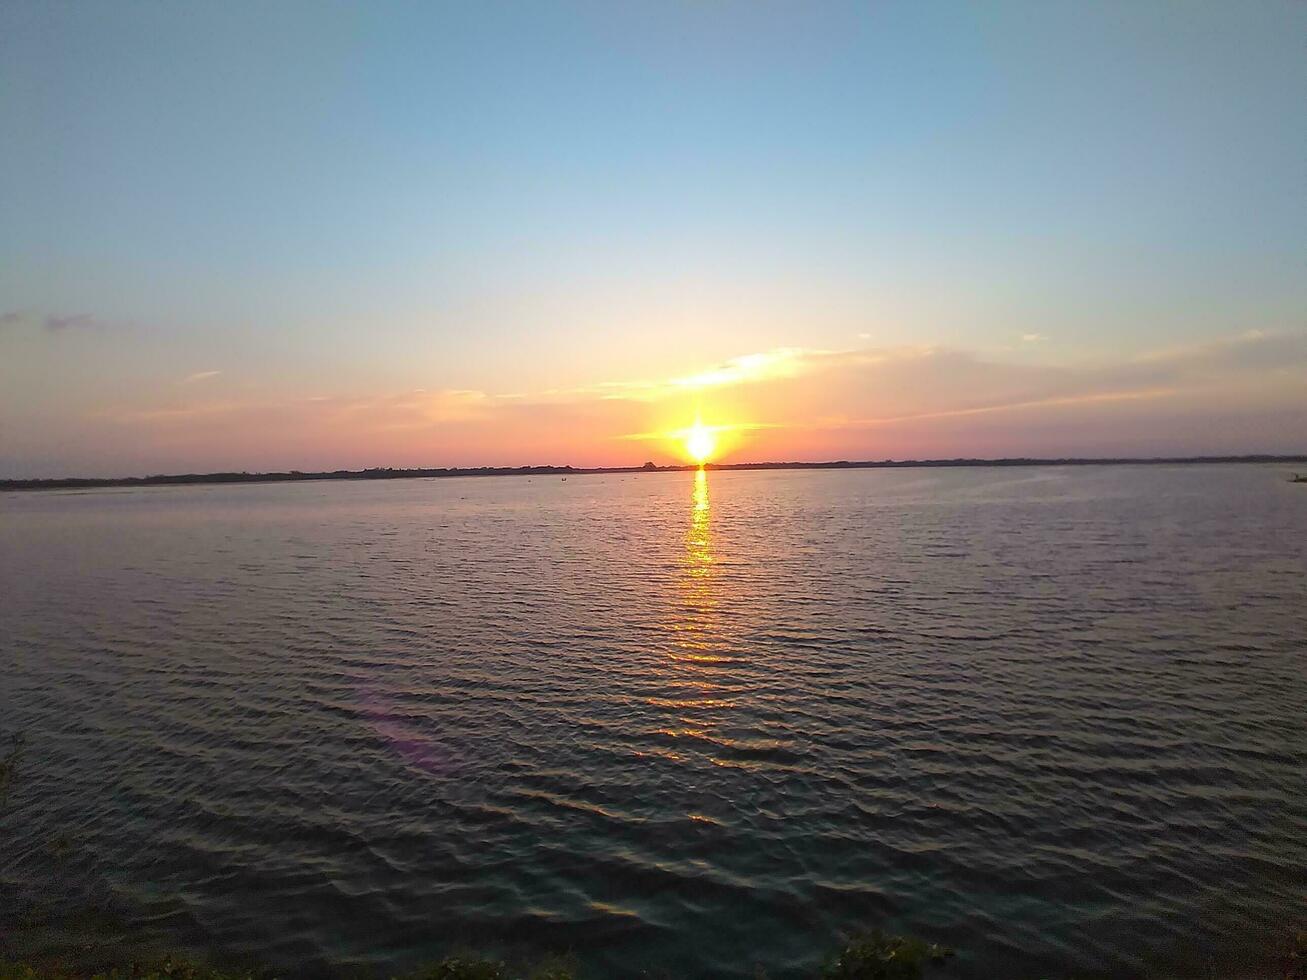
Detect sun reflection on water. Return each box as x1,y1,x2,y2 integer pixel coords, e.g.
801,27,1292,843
688,467,711,568
653,468,738,758
655,467,782,783
675,467,722,662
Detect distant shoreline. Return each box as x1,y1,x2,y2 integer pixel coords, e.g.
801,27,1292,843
3,454,1305,491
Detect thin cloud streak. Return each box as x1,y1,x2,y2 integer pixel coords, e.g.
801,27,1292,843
0,311,115,333
44,314,98,331
828,388,1180,429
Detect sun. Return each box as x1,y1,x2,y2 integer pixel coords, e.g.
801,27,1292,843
684,419,717,464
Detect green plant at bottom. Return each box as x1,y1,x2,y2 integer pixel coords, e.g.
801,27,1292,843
402,954,576,980
405,957,510,980
1285,928,1306,980
523,954,579,980
821,931,952,980
0,959,258,980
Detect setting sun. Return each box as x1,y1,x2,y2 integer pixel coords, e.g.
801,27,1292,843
684,419,717,464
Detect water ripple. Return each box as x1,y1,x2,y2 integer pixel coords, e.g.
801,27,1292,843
2,465,1305,978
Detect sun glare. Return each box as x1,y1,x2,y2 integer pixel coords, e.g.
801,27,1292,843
684,419,717,464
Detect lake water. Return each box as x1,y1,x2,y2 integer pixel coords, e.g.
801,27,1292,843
2,465,1304,978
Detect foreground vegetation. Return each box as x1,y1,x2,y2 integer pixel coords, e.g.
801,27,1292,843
5,931,1305,980
0,932,954,980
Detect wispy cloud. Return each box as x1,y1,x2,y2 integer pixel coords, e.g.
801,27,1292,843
44,313,100,331
835,387,1178,428
0,311,117,333
102,387,493,428
600,331,1307,452
0,311,123,333
1021,333,1047,343
563,347,830,402
76,328,1307,469
668,348,816,390
181,370,222,384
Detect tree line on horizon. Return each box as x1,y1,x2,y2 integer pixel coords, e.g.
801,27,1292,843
3,454,1307,492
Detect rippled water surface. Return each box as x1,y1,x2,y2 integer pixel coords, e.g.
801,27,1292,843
2,466,1305,978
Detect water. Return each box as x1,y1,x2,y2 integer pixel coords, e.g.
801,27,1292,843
2,465,1304,978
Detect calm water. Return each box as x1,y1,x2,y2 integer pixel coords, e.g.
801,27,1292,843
2,466,1305,978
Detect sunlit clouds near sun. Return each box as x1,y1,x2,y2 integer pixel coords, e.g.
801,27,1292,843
2,326,1304,477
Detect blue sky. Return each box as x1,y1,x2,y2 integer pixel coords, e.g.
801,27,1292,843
1,1,1304,475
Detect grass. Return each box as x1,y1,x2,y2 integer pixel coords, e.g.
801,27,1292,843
0,958,258,980
0,936,954,980
820,932,952,980
400,953,579,980
8,918,1307,979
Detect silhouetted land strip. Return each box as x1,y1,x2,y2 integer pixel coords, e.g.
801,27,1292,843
4,456,1307,492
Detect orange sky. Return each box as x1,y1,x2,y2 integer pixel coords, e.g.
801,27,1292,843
3,329,1303,477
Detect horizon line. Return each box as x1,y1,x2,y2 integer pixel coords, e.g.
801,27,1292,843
4,453,1307,491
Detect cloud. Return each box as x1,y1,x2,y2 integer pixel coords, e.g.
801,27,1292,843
565,347,828,403
1021,333,1047,342
44,313,101,331
73,328,1307,471
1130,329,1306,373
668,348,816,390
601,330,1307,455
0,311,118,334
102,387,494,429
834,386,1177,429
181,370,222,384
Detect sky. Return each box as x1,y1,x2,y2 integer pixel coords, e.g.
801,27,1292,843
1,0,1304,477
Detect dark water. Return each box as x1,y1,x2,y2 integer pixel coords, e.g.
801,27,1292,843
2,466,1305,978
